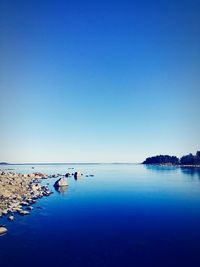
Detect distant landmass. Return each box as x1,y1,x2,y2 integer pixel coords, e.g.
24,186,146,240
143,151,200,166
0,162,9,165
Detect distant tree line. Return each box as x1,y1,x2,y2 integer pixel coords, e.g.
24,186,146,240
143,151,200,165
180,151,200,165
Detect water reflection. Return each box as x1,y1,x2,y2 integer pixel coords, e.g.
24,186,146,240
180,167,200,179
145,164,179,172
74,172,82,181
55,186,68,194
74,175,81,181
144,164,200,179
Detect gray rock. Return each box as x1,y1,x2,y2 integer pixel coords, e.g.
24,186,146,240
0,226,8,235
0,171,51,222
18,210,30,216
54,178,68,187
2,210,8,215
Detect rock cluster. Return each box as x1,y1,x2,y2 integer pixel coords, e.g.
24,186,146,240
50,171,84,179
0,171,51,222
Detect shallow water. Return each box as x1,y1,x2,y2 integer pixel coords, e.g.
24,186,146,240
1,164,200,267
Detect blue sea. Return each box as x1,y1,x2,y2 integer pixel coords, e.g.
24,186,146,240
1,164,200,267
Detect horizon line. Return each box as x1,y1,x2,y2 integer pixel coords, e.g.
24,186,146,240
0,162,140,165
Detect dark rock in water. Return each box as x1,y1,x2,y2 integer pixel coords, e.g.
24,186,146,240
54,178,68,187
65,173,70,178
21,201,29,206
74,172,81,178
27,206,33,210
50,174,63,178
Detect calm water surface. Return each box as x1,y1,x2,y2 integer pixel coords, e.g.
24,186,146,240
1,164,200,267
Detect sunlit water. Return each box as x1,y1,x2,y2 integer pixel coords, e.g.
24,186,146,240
1,164,200,267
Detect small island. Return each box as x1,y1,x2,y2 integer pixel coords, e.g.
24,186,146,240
143,151,200,167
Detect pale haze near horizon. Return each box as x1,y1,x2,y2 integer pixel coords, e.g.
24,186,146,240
0,0,199,163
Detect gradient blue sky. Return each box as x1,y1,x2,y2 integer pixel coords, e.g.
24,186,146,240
0,0,199,163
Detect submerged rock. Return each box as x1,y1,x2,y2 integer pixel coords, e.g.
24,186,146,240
27,206,33,210
54,178,68,187
36,206,43,209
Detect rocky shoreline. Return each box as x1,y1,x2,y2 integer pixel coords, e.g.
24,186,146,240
0,170,95,235
0,171,52,235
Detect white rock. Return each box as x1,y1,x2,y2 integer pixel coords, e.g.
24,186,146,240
8,215,14,221
18,210,30,215
54,178,68,187
0,227,8,235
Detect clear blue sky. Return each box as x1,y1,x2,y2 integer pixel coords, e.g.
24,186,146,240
0,0,199,163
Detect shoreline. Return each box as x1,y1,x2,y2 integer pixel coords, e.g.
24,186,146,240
142,163,200,168
0,171,52,223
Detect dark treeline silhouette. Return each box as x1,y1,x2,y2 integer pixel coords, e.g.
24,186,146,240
180,151,200,165
143,151,200,165
143,155,179,165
